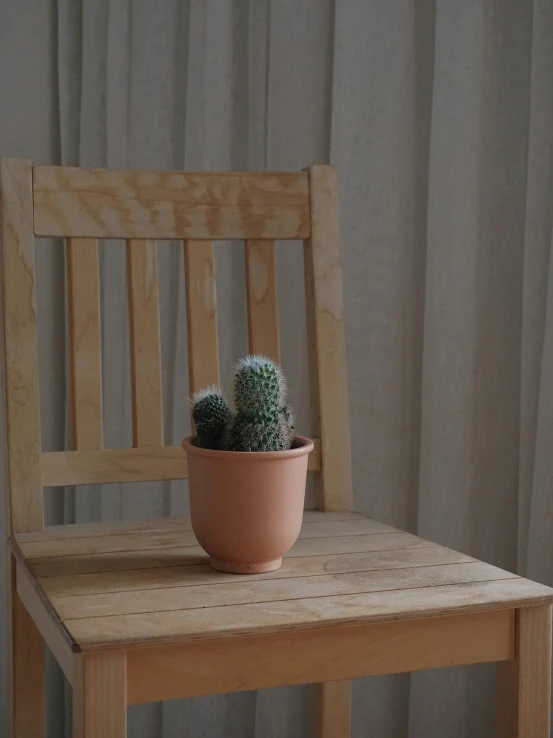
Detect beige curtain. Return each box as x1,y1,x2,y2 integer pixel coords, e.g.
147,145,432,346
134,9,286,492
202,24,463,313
1,0,552,736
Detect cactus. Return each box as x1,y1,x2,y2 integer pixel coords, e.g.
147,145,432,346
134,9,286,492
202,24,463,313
191,386,232,450
226,355,294,452
224,414,289,452
189,357,296,452
280,402,295,447
234,355,286,411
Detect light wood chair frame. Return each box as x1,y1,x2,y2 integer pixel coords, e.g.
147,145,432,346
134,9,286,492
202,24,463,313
1,159,552,737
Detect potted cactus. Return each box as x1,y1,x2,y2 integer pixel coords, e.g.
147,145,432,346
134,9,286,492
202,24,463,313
182,356,313,574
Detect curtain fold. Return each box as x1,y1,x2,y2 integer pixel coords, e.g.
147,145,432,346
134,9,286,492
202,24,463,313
49,0,553,735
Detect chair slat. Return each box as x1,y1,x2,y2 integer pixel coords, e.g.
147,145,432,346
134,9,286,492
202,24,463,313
184,240,220,393
245,240,280,362
41,440,322,487
33,167,311,240
304,166,353,511
67,238,103,450
0,158,43,533
126,240,163,446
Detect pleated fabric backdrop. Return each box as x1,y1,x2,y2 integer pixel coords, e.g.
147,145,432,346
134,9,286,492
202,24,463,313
2,0,553,736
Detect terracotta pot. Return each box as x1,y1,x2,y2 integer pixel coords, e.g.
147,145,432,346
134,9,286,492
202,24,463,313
182,435,314,574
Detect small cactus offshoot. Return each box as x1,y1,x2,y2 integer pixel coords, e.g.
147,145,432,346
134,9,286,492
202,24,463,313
191,386,232,450
189,356,296,452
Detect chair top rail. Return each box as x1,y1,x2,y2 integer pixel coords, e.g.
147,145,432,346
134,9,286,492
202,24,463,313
33,166,311,240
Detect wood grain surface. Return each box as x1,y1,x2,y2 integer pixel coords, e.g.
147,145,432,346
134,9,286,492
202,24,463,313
34,167,310,240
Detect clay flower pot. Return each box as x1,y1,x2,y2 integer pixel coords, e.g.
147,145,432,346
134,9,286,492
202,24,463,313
182,435,314,574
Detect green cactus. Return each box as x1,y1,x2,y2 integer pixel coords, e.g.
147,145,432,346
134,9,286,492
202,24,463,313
280,402,296,447
189,357,296,452
226,355,295,452
225,414,289,452
234,355,286,413
191,386,232,450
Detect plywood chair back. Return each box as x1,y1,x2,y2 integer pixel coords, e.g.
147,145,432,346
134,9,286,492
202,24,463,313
1,159,352,537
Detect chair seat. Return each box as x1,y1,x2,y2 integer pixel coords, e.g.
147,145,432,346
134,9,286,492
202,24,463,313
11,511,553,651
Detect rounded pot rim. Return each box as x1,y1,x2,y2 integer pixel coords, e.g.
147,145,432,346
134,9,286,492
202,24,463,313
182,434,314,461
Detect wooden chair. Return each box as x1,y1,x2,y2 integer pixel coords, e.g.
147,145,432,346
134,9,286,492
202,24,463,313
2,159,552,738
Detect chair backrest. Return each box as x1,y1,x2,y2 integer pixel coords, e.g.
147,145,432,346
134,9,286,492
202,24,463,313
0,159,352,535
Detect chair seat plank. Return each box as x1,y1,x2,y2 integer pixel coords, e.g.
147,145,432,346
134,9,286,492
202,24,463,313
64,578,553,649
11,512,553,652
53,562,515,621
37,546,473,599
22,531,432,579
17,517,398,559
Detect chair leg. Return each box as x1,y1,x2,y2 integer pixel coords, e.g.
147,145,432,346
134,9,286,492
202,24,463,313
314,680,351,738
496,605,552,737
8,554,46,738
73,651,127,738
